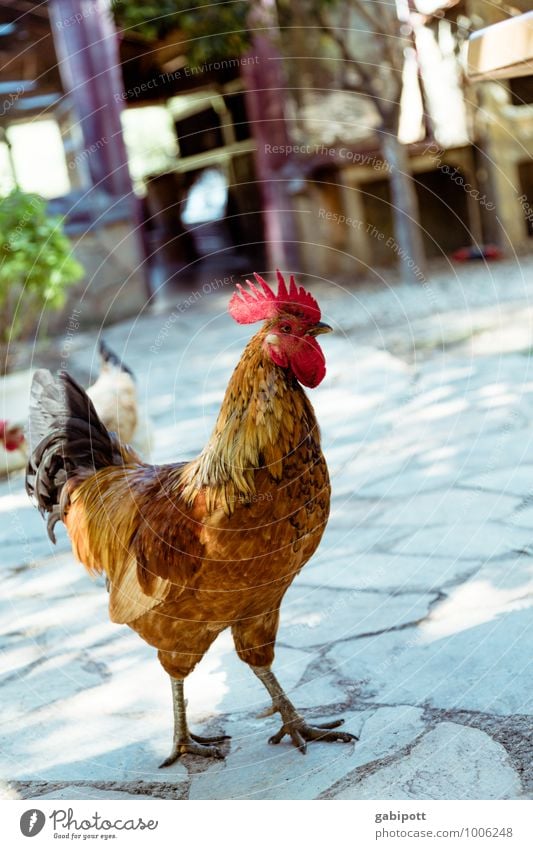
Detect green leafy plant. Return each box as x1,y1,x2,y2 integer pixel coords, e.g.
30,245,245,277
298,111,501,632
0,189,84,371
111,0,251,65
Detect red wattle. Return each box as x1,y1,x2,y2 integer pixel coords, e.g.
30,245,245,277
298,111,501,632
289,337,326,388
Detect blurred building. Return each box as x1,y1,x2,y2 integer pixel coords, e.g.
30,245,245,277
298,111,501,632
466,1,533,247
283,0,533,278
0,0,269,313
0,0,151,325
0,0,531,301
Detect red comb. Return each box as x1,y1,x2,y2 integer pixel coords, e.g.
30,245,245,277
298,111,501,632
228,270,321,325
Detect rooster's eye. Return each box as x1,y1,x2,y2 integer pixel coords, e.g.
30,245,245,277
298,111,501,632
280,324,292,334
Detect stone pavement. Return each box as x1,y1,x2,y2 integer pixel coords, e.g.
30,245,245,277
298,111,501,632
1,257,532,800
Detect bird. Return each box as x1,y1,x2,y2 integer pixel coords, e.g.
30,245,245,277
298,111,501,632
25,271,357,763
0,341,149,479
0,419,26,453
87,339,152,457
0,418,27,477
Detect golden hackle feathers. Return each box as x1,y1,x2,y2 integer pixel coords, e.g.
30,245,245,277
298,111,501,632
179,326,316,514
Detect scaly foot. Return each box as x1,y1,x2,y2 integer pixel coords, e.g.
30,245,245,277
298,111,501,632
269,717,357,754
251,666,358,755
159,732,230,767
162,679,230,766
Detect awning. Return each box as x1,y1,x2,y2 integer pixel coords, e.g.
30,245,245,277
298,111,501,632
467,11,533,81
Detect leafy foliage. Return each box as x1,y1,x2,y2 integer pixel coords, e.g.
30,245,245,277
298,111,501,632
0,190,84,351
111,0,251,64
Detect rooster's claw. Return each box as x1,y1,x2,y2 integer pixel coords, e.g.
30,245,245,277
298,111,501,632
159,732,230,766
268,717,357,754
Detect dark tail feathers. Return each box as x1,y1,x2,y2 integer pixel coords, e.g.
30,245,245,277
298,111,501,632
25,369,123,543
99,339,134,379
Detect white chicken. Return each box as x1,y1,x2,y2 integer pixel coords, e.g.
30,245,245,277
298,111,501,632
87,340,153,458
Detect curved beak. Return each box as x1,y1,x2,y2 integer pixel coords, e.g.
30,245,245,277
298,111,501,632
307,321,333,337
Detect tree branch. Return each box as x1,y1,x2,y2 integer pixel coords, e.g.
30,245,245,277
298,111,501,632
353,0,390,39
315,6,387,118
352,0,405,73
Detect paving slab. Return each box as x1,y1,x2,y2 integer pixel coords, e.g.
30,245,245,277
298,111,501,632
329,595,532,716
329,723,522,800
302,551,479,593
188,706,426,800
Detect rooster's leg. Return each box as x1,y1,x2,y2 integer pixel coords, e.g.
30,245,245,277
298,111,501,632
251,666,357,755
159,678,230,767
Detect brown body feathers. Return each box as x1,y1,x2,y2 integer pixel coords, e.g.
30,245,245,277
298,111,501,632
27,324,330,678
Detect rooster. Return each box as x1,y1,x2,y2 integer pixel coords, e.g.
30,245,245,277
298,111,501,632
26,271,356,763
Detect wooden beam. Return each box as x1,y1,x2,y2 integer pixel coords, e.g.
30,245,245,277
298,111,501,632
467,11,533,81
0,1,49,19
